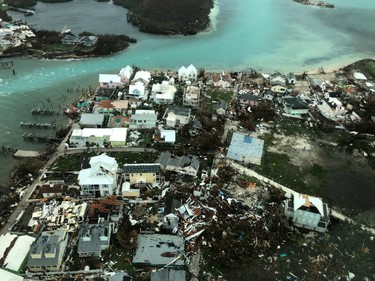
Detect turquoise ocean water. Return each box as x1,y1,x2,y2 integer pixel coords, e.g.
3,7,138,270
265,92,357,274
0,0,374,185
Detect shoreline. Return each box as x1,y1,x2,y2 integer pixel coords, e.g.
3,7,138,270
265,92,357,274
117,57,375,76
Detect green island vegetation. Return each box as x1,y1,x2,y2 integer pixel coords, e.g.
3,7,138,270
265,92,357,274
114,0,214,35
1,29,136,58
4,0,214,35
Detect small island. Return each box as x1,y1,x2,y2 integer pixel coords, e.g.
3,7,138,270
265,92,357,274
293,0,335,8
114,0,214,35
0,19,136,59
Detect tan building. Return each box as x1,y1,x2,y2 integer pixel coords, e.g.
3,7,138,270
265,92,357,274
123,164,161,187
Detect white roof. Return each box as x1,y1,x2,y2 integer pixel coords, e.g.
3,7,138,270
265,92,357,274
90,153,118,169
353,72,367,80
99,74,121,83
133,70,151,83
178,66,187,75
119,65,133,78
152,82,176,100
0,269,23,281
71,129,82,137
293,193,324,216
186,64,197,73
4,235,35,272
160,129,176,142
135,109,156,114
0,233,17,259
129,83,145,97
80,128,113,138
110,128,127,142
78,166,115,185
178,64,197,76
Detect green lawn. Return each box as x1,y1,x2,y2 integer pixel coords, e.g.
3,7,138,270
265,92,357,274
51,151,159,172
202,89,233,113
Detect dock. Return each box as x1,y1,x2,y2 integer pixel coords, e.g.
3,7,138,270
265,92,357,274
13,150,40,158
23,133,62,143
31,108,59,116
20,121,56,129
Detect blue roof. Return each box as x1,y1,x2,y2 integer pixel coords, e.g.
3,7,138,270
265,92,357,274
244,135,252,143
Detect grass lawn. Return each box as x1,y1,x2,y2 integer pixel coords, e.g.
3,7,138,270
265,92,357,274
202,89,233,113
51,151,159,172
52,153,95,171
107,151,159,166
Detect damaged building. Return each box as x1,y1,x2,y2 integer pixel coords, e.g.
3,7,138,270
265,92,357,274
284,192,330,233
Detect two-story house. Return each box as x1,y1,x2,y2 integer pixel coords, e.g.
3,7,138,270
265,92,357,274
178,64,197,82
123,163,161,187
163,106,191,128
99,74,122,89
119,65,133,85
128,110,158,129
78,154,118,197
27,227,69,272
69,127,127,147
183,85,200,108
77,223,112,257
151,81,177,104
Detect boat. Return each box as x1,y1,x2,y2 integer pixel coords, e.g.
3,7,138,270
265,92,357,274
60,24,71,35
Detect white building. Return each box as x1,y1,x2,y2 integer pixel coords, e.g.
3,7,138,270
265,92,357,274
151,81,177,104
0,233,35,273
132,70,151,85
178,64,197,82
70,128,127,148
78,153,118,197
129,110,158,129
0,269,23,281
284,192,330,233
99,74,122,89
129,81,146,99
163,106,191,127
183,85,200,108
119,65,133,84
317,94,347,121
